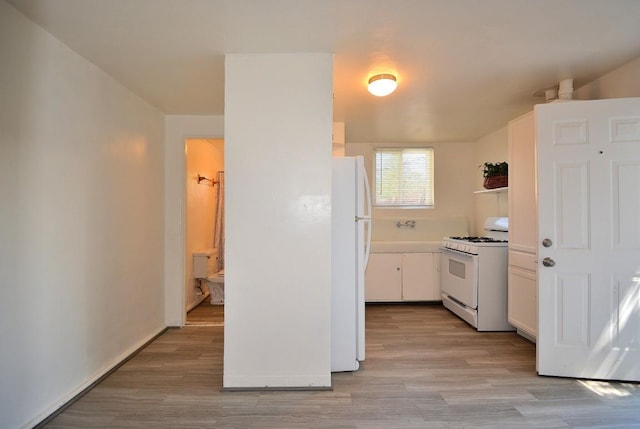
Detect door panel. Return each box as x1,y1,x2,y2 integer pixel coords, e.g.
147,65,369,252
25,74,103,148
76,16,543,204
612,277,640,350
555,162,590,249
610,116,640,143
553,273,590,347
537,97,640,381
552,119,588,145
612,161,640,249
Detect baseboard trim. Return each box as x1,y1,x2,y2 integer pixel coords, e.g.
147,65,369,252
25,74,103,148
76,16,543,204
222,374,333,391
30,327,168,429
222,386,333,392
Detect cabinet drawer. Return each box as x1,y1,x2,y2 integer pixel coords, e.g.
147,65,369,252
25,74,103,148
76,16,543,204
509,250,537,271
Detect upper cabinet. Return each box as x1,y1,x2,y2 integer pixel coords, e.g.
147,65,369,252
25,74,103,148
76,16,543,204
507,111,538,341
508,112,537,254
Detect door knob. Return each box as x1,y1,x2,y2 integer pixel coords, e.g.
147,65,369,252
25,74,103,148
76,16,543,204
542,257,555,267
542,238,552,247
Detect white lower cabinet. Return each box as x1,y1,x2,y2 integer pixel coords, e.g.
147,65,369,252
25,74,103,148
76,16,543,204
508,267,537,339
365,252,441,302
365,253,402,301
508,250,537,341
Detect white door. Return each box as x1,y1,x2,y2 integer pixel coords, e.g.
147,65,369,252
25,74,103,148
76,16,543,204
537,98,640,381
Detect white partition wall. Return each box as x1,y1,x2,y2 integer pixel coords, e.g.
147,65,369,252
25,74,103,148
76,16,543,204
223,54,333,388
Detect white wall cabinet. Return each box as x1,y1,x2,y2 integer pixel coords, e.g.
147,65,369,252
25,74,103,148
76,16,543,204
365,252,441,302
507,111,537,341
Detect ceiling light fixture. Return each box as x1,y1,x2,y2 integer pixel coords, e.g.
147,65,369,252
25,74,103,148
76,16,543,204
368,74,397,97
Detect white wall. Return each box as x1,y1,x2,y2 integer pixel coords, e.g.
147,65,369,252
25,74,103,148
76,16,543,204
185,138,224,310
346,141,476,236
574,56,640,100
473,126,509,234
165,115,224,326
0,3,165,428
224,53,333,388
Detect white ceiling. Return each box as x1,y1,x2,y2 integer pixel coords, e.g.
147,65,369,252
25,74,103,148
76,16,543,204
8,0,640,142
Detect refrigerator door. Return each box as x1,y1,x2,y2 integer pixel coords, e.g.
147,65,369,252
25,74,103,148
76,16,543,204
355,156,370,362
331,157,359,371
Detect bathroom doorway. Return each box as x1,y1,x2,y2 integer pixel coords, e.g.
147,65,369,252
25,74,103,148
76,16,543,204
183,138,225,326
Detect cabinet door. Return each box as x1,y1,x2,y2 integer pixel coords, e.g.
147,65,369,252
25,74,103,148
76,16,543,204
508,266,537,339
365,253,402,301
401,253,434,301
508,111,538,341
508,111,537,254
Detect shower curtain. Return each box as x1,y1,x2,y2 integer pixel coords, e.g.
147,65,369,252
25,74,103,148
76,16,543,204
213,171,225,272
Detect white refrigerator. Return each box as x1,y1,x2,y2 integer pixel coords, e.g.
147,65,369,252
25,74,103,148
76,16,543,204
331,156,371,372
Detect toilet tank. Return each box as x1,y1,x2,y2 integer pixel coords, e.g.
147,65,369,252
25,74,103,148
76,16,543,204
193,248,219,279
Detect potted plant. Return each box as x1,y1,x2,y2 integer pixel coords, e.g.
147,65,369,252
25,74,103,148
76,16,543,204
481,161,508,189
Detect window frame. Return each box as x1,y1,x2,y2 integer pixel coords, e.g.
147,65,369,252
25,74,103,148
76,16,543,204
372,147,435,209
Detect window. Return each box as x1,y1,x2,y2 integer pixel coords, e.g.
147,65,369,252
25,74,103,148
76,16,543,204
374,148,434,207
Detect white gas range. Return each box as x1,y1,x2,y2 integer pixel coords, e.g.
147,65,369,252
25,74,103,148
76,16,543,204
440,217,514,331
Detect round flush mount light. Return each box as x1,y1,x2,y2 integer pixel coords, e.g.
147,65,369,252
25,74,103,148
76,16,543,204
368,74,397,97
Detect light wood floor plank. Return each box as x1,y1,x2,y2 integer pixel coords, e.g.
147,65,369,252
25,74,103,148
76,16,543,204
43,304,640,428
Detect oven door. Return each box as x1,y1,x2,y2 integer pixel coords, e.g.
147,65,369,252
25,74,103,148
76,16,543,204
441,247,479,309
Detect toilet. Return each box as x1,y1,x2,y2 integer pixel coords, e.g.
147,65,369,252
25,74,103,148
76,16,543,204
193,248,224,305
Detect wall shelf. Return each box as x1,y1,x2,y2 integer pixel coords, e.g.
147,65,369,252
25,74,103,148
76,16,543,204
474,187,508,194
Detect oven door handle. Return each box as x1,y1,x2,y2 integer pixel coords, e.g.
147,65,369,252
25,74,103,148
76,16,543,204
441,247,477,258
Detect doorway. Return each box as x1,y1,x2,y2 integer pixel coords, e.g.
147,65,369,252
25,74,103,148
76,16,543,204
183,138,225,326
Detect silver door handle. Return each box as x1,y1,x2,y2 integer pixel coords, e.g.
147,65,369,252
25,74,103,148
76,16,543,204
542,257,555,267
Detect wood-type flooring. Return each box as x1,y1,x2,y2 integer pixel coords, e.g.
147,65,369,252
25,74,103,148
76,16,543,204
44,304,640,428
186,297,224,326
